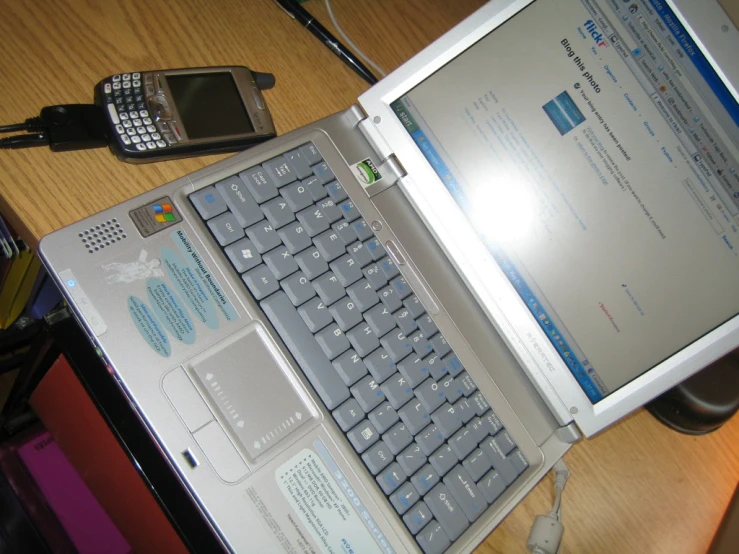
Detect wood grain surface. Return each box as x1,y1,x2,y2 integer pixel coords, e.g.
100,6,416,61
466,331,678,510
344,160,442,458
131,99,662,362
0,1,737,553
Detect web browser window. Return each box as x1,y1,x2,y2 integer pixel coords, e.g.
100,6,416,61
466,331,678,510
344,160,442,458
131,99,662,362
394,0,739,402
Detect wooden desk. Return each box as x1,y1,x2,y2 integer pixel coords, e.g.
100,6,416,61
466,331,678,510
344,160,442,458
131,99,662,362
1,1,737,552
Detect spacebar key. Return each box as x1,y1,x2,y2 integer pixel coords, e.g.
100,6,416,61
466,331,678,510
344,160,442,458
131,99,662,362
261,291,350,410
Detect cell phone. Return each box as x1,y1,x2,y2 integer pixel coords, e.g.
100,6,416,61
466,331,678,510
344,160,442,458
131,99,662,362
94,66,277,163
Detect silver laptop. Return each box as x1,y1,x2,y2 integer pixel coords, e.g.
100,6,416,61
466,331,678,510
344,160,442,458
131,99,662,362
38,0,739,552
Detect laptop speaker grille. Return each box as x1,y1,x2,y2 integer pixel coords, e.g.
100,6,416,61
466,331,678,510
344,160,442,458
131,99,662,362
78,218,127,254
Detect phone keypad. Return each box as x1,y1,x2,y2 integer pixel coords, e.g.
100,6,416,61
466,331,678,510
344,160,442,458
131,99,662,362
102,72,174,151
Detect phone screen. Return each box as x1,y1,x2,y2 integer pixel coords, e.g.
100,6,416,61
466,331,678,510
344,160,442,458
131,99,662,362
167,72,255,139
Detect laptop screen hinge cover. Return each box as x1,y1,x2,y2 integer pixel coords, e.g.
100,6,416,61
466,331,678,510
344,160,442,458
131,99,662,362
555,422,582,444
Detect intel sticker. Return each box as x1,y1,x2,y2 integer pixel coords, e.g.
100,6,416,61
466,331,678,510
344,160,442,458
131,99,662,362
352,158,382,187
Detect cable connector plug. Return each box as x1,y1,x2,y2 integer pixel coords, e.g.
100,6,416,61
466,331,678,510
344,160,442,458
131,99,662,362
527,460,571,554
40,105,109,152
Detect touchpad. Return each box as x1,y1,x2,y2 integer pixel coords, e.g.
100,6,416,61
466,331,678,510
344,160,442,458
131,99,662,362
187,323,315,461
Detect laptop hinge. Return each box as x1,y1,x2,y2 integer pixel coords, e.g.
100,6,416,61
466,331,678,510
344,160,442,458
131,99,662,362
347,105,407,197
555,422,582,444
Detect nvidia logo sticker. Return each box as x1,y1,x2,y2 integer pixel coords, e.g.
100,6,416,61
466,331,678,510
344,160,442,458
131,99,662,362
352,158,383,188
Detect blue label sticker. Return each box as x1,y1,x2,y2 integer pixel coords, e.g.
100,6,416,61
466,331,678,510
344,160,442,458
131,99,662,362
128,296,171,357
171,230,239,323
161,246,220,330
146,278,196,344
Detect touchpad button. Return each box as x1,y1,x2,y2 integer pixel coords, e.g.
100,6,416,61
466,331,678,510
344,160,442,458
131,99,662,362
188,322,314,461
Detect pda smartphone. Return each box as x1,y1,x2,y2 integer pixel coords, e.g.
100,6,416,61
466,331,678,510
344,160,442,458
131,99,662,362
95,66,277,163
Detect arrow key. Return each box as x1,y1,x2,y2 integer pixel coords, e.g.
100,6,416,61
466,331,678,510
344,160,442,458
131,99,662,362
402,501,433,535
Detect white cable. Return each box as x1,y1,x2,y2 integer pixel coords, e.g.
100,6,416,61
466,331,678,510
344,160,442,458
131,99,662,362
324,0,387,77
526,460,570,554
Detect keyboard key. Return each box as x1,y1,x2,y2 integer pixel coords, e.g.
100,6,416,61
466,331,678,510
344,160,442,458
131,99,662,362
449,427,477,460
315,323,350,360
297,204,330,236
333,398,365,431
260,291,350,410
469,391,490,416
224,238,261,273
416,379,446,414
455,372,477,398
410,464,440,495
403,502,433,535
240,166,279,203
347,279,379,312
398,444,428,477
299,143,322,165
314,229,346,261
365,304,400,340
389,482,419,515
479,437,518,486
207,212,244,246
443,353,465,376
404,294,425,319
346,420,379,453
416,521,451,554
365,348,396,383
329,296,363,331
444,466,487,522
351,375,385,412
426,353,448,381
416,424,445,456
432,444,460,477
440,374,461,404
313,272,345,305
509,449,529,475
494,430,516,455
338,199,361,221
365,263,391,293
297,296,332,332
215,176,263,228
453,397,476,424
429,334,451,357
347,241,373,268
391,276,413,299
382,422,413,454
345,323,380,357
242,265,280,300
368,401,399,433
190,186,227,219
352,218,373,241
379,256,400,279
263,155,297,187
246,220,281,253
331,220,356,245
262,197,296,228
425,484,469,541
380,329,414,363
281,271,315,306
263,247,299,280
303,175,327,201
366,237,386,261
284,147,314,179
481,410,504,435
467,417,489,443
416,314,438,338
325,180,348,202
333,349,368,386
409,331,433,357
398,356,430,388
318,197,343,223
381,372,415,409
432,403,463,439
330,254,363,287
362,440,394,475
478,469,506,504
278,221,312,254
378,284,404,312
394,307,419,335
463,448,492,482
398,400,431,434
376,462,406,494
294,247,329,279
312,161,335,184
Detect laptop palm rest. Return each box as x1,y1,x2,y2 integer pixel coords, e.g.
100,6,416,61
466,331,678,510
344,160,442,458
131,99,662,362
175,323,315,469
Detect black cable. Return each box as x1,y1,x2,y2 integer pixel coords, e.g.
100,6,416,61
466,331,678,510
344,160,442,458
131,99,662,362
0,133,49,149
0,117,44,134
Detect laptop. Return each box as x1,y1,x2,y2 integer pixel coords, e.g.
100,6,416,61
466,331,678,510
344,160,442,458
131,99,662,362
38,0,739,552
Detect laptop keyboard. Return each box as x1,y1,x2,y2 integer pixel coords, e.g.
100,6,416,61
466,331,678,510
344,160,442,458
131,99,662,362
189,142,528,554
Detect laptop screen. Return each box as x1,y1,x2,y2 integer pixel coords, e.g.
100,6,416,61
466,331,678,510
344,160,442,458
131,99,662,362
393,0,739,403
